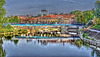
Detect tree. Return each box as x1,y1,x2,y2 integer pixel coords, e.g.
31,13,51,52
4,24,14,29
9,16,19,23
0,0,6,20
95,0,100,18
1,17,9,23
70,10,94,24
0,0,6,29
93,18,100,24
83,10,94,24
70,10,82,15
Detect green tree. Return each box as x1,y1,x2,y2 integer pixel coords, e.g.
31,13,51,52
0,0,6,19
4,24,14,29
1,17,9,23
0,0,6,29
70,10,82,15
83,10,94,24
70,10,94,24
93,18,100,24
95,0,100,18
9,16,19,23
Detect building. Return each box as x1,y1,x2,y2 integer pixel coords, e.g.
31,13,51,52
13,13,76,24
41,10,48,16
16,15,30,23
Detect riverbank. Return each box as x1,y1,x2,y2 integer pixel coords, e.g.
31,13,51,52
79,29,100,48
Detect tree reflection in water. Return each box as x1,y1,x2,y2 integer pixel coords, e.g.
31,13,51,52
0,38,19,57
74,39,83,48
0,39,6,57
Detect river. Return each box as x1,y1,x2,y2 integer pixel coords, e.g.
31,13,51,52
0,38,100,57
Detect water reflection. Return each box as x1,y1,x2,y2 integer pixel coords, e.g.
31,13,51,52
1,38,100,57
0,39,6,57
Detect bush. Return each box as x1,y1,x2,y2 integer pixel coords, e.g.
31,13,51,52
85,36,91,39
91,25,100,29
82,33,87,38
4,24,14,29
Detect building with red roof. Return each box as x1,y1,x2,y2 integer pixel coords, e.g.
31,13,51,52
13,14,75,24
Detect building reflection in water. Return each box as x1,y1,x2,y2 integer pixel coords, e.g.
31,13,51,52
25,38,76,46
24,38,100,57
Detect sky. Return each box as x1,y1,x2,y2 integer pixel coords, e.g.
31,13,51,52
4,0,97,16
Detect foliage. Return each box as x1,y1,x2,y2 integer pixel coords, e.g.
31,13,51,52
91,25,100,29
0,0,6,19
95,0,100,18
82,33,91,39
9,16,19,23
0,24,14,33
0,29,13,33
82,33,87,38
4,24,14,29
43,14,47,16
70,10,94,24
93,18,100,24
75,39,83,48
0,17,9,23
61,27,63,33
92,38,95,41
70,10,82,15
85,36,91,39
0,0,6,35
0,23,3,28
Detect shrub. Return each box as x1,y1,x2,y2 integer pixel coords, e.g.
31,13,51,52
4,24,14,29
82,33,87,38
85,36,91,39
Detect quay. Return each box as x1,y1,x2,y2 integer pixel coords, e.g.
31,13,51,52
79,31,100,48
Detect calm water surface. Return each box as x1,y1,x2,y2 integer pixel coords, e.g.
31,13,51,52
5,0,97,16
1,38,100,57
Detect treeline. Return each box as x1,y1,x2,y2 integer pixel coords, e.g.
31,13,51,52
70,0,100,25
0,24,14,33
70,9,94,25
0,16,19,23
